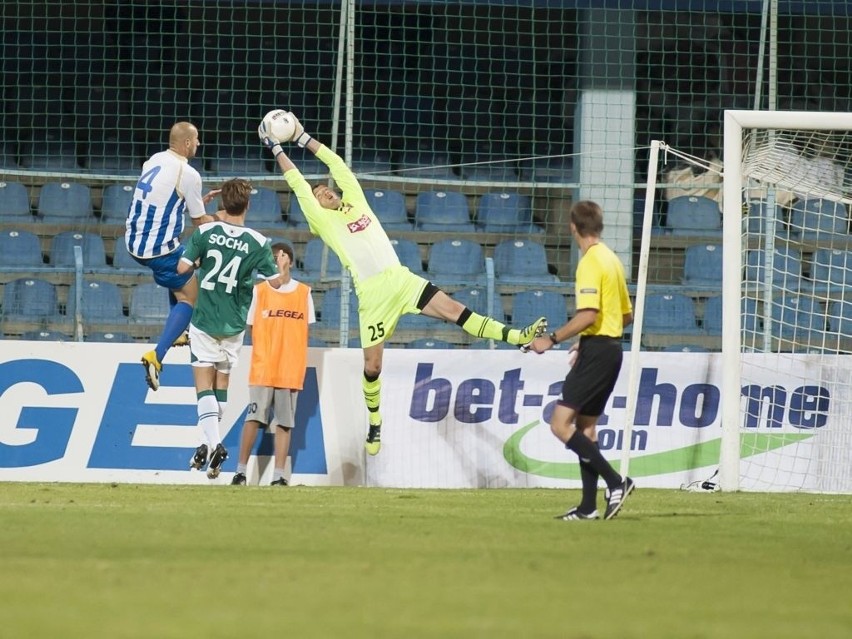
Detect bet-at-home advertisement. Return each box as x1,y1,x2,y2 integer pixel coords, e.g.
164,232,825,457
0,343,841,491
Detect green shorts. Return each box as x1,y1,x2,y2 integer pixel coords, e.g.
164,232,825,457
356,265,429,346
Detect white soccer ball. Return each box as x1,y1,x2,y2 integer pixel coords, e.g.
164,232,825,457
262,109,296,143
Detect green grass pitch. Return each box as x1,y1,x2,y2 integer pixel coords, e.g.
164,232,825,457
0,483,850,639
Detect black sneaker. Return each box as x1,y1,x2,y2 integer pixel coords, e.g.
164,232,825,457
190,444,209,470
365,424,382,456
206,443,228,479
231,472,247,485
604,477,635,520
554,506,600,521
270,477,288,486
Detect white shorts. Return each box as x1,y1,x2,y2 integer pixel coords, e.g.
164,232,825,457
246,386,298,430
188,324,245,371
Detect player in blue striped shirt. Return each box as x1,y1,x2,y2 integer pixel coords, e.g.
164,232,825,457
124,122,221,391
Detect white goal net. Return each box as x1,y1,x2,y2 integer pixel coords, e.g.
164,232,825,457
720,111,852,493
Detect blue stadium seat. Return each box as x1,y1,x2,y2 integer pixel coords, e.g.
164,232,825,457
0,181,33,222
665,196,721,236
388,94,435,142
113,241,146,272
744,248,802,291
529,156,573,183
1,278,57,321
208,142,268,175
0,143,20,169
702,296,759,335
789,198,849,239
510,290,568,328
662,344,711,353
130,86,193,145
452,287,503,322
475,192,542,234
0,230,43,268
85,331,134,343
302,238,343,282
50,232,108,269
827,299,852,336
19,134,81,171
37,182,96,224
427,239,487,287
365,189,411,230
308,335,328,347
282,146,328,177
193,89,243,134
396,310,437,331
406,338,455,349
770,295,826,340
493,239,559,285
682,243,723,290
809,248,852,294
76,86,132,142
415,191,476,232
85,139,139,175
10,83,74,133
129,282,170,324
392,151,459,180
390,238,424,275
66,281,126,324
246,186,285,227
319,286,359,328
467,338,517,350
101,184,135,223
643,293,702,334
744,201,785,235
202,195,220,217
19,330,71,342
286,194,310,229
350,150,392,176
462,157,522,182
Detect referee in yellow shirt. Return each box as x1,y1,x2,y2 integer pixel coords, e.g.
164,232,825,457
529,200,635,521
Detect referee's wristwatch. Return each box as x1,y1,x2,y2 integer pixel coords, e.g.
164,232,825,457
548,332,559,345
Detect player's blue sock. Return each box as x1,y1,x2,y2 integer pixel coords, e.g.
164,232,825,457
155,301,193,363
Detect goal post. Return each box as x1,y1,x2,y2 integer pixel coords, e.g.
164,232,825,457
721,110,852,493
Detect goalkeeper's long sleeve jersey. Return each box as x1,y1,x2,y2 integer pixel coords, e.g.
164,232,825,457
284,145,400,286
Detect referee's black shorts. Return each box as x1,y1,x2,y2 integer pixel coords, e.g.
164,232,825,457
559,335,623,417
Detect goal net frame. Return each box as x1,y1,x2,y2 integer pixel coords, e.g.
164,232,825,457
720,110,852,492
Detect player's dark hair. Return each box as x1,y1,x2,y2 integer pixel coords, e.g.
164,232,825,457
221,178,252,215
570,200,604,237
272,242,293,263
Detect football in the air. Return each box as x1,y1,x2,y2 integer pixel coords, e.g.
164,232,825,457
261,109,296,143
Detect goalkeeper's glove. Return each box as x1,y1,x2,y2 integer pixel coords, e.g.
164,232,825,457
288,114,313,148
257,122,284,158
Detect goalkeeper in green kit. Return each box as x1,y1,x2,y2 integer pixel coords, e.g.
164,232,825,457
258,112,547,456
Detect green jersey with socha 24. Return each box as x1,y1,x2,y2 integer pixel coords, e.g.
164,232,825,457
182,221,278,337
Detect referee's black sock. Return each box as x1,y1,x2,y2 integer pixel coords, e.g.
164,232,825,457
578,445,600,513
566,430,621,489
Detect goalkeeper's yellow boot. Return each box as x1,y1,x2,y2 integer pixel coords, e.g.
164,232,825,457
365,423,382,456
515,317,548,351
141,350,162,391
172,332,190,347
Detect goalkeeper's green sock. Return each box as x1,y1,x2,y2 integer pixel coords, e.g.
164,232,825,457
362,372,382,426
456,308,512,343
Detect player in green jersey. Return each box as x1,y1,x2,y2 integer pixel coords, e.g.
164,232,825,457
258,113,547,456
177,178,282,479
